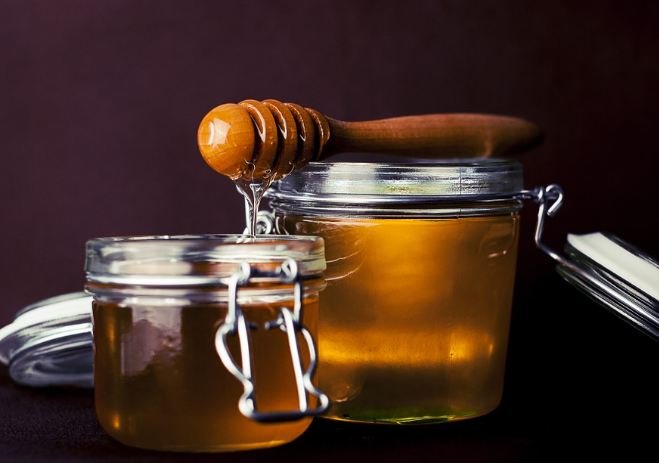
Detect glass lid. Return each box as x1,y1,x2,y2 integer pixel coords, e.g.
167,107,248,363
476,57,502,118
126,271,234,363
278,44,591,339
0,292,93,387
557,232,659,340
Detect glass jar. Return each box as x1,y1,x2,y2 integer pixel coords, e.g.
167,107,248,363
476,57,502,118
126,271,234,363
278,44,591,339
267,160,525,424
85,235,328,452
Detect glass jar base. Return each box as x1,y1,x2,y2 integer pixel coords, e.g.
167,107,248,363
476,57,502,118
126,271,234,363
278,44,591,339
321,407,497,425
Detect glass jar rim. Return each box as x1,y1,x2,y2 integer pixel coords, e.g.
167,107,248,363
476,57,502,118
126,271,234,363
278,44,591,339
267,159,523,205
85,234,325,286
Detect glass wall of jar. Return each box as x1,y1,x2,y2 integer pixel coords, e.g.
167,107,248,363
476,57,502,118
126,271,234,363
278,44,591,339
85,235,327,451
267,160,524,424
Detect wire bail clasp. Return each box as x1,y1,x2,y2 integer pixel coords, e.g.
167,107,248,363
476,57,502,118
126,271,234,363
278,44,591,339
214,259,330,422
517,184,568,265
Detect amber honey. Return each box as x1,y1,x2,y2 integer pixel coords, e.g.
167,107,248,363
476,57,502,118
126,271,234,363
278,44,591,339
276,213,519,423
93,296,318,451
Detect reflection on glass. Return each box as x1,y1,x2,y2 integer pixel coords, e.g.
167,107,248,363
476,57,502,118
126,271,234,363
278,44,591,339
278,214,519,423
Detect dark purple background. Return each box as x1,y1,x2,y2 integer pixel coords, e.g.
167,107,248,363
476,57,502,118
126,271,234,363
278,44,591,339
1,0,658,320
0,1,658,460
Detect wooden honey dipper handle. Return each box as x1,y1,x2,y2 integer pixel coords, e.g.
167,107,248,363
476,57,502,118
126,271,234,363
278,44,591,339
328,114,541,157
197,99,542,182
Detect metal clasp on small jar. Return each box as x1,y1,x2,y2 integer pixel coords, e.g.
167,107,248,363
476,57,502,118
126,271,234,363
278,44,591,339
214,259,330,422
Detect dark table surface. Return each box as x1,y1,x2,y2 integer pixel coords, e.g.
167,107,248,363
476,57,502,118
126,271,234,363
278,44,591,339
0,370,531,462
1,277,656,463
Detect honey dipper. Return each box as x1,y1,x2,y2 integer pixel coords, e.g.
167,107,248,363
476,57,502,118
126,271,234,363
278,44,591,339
197,99,542,182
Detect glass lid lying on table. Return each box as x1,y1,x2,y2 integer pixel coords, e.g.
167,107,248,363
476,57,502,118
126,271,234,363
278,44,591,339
0,292,93,387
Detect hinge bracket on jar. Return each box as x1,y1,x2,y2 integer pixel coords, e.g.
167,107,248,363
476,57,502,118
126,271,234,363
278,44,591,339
517,184,610,275
516,184,569,266
242,210,276,235
214,259,330,422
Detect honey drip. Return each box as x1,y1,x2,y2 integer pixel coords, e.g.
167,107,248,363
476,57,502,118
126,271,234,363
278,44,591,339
236,180,270,237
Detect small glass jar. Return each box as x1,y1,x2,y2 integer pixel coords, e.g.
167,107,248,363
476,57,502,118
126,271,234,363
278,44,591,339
267,160,525,424
85,235,328,452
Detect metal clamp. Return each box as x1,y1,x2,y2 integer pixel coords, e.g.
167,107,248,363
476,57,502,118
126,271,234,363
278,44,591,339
214,259,330,422
517,184,614,276
241,210,276,235
516,183,604,288
517,184,568,266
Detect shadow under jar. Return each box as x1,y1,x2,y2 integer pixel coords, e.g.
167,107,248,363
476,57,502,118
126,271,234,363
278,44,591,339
85,235,328,452
267,160,525,424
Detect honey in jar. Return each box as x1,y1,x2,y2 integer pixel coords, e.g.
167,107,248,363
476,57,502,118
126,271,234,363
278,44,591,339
85,235,327,451
267,160,523,424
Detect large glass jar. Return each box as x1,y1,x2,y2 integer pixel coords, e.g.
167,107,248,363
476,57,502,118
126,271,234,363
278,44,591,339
85,235,328,451
267,160,524,424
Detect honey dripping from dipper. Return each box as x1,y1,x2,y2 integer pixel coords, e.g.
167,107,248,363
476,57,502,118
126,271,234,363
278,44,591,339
197,99,331,236
197,98,542,235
